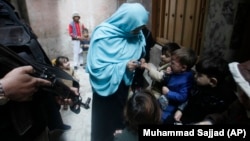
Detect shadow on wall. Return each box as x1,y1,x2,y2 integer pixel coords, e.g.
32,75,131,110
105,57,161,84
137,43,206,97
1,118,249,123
229,2,250,62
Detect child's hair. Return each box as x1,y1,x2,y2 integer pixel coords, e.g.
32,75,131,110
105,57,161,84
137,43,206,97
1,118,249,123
83,28,89,37
195,56,229,84
172,47,197,70
55,56,69,67
124,90,162,133
161,42,181,56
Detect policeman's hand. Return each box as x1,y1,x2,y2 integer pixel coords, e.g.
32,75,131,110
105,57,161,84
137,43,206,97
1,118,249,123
1,66,51,102
56,87,80,106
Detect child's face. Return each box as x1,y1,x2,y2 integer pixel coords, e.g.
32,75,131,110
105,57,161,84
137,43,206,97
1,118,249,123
160,51,171,64
83,32,88,37
60,59,70,70
195,72,211,86
83,30,89,38
170,55,186,73
73,16,80,22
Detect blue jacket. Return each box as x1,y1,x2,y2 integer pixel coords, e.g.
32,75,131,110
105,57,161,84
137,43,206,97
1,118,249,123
161,70,194,121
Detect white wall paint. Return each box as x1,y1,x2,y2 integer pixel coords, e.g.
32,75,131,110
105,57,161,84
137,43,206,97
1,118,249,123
26,0,117,60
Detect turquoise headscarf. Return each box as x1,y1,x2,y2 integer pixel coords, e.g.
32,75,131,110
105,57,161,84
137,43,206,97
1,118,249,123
86,3,149,96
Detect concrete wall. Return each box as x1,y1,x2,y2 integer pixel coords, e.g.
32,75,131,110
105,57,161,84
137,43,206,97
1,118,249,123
202,0,238,59
11,0,249,64
24,0,117,60
201,0,250,62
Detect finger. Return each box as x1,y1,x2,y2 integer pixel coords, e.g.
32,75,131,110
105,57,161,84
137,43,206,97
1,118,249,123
63,99,72,105
20,66,35,74
33,86,39,94
64,99,72,105
35,78,51,86
18,94,34,102
70,87,79,96
55,96,63,105
18,96,30,102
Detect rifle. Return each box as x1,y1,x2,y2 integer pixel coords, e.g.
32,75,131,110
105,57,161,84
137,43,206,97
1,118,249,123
0,44,91,114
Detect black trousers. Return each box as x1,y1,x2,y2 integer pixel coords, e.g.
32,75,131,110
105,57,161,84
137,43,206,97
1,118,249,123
91,81,129,141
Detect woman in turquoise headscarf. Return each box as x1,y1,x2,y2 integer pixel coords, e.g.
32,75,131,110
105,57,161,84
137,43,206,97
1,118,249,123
86,3,148,141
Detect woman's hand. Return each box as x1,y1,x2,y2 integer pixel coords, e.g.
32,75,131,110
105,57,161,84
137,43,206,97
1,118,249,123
127,60,139,72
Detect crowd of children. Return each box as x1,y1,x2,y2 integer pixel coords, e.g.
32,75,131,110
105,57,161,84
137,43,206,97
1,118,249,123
50,26,248,140
113,41,250,140
3,2,250,141
57,7,248,140
52,38,248,140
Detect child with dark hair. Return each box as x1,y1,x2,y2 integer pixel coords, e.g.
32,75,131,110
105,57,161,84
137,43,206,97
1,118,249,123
141,42,181,98
80,28,90,69
54,56,79,109
55,56,74,77
160,47,197,124
44,56,75,131
173,56,237,125
159,42,181,67
195,60,250,125
113,90,162,141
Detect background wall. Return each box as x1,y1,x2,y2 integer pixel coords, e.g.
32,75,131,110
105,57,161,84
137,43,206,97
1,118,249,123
201,0,250,62
202,0,238,59
9,0,250,63
23,0,117,60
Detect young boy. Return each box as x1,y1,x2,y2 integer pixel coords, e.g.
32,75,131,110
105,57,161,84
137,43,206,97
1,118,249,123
141,42,181,98
54,56,74,77
113,90,162,141
195,60,250,125
54,56,79,109
160,47,197,124
80,28,90,69
173,56,237,125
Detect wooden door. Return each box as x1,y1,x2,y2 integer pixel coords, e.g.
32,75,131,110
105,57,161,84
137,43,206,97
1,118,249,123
152,0,208,55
